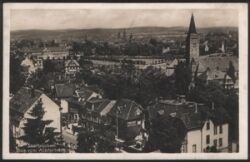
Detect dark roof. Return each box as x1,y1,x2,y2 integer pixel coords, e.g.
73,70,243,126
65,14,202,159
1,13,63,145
65,59,80,67
10,87,43,114
148,100,228,130
188,14,197,34
198,56,238,73
55,84,75,98
65,97,86,113
10,87,43,123
85,98,113,115
109,99,143,121
80,85,103,93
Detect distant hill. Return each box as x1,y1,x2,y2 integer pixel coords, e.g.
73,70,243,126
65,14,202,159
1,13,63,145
11,26,238,41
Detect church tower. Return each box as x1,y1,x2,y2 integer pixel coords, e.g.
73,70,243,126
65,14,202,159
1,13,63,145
186,14,199,64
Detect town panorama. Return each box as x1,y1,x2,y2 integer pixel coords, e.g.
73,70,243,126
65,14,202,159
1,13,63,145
9,13,239,153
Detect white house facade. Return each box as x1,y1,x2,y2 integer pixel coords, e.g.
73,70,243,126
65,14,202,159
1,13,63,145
181,120,229,153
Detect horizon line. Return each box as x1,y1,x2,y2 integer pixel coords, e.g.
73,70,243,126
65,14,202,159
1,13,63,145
11,25,238,32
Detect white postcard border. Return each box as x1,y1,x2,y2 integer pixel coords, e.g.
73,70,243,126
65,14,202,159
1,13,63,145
2,3,248,160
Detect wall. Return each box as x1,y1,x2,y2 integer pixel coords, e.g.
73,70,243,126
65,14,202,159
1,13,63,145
186,129,202,153
189,34,200,61
201,120,229,151
17,94,61,146
61,99,69,113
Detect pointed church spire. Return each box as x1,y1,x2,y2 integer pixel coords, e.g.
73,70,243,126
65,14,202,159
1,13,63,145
188,13,197,34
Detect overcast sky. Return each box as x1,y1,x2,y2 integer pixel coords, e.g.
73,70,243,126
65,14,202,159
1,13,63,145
10,9,238,31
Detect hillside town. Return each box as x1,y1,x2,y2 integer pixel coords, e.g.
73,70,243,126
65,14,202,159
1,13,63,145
9,14,239,153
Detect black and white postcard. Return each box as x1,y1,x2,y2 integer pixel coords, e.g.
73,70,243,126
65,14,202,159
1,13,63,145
2,3,248,160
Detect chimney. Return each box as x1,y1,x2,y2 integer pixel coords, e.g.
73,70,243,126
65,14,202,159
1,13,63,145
194,103,198,113
180,95,186,103
212,102,215,110
30,86,35,98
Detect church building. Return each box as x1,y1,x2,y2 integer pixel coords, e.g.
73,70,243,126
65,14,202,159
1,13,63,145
185,14,238,89
186,14,200,65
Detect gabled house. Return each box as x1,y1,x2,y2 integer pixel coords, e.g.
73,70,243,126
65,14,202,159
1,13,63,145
80,98,116,131
65,59,80,76
197,67,236,89
75,88,102,102
108,99,145,141
10,87,61,147
148,99,230,153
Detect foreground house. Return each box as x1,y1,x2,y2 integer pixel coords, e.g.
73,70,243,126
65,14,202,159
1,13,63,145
10,87,61,147
148,98,229,153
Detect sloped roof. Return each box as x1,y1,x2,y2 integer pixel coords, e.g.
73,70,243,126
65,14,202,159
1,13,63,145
10,87,43,114
148,100,227,130
65,97,86,113
188,14,197,34
109,99,143,121
76,90,94,100
65,59,80,67
86,98,112,113
197,56,238,73
55,84,75,98
198,69,226,80
10,87,43,123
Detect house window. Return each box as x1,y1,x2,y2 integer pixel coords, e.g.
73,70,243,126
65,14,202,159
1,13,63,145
74,114,78,120
206,122,210,130
214,126,217,135
213,139,217,147
206,135,210,144
137,120,141,125
219,125,223,134
219,138,223,147
127,121,136,127
181,145,187,153
192,144,197,153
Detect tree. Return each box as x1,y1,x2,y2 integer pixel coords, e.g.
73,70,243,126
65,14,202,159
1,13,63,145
187,81,227,107
227,61,236,83
10,55,25,94
18,99,58,145
75,131,96,153
95,128,116,153
174,61,192,95
9,128,16,152
25,69,47,90
145,115,187,153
